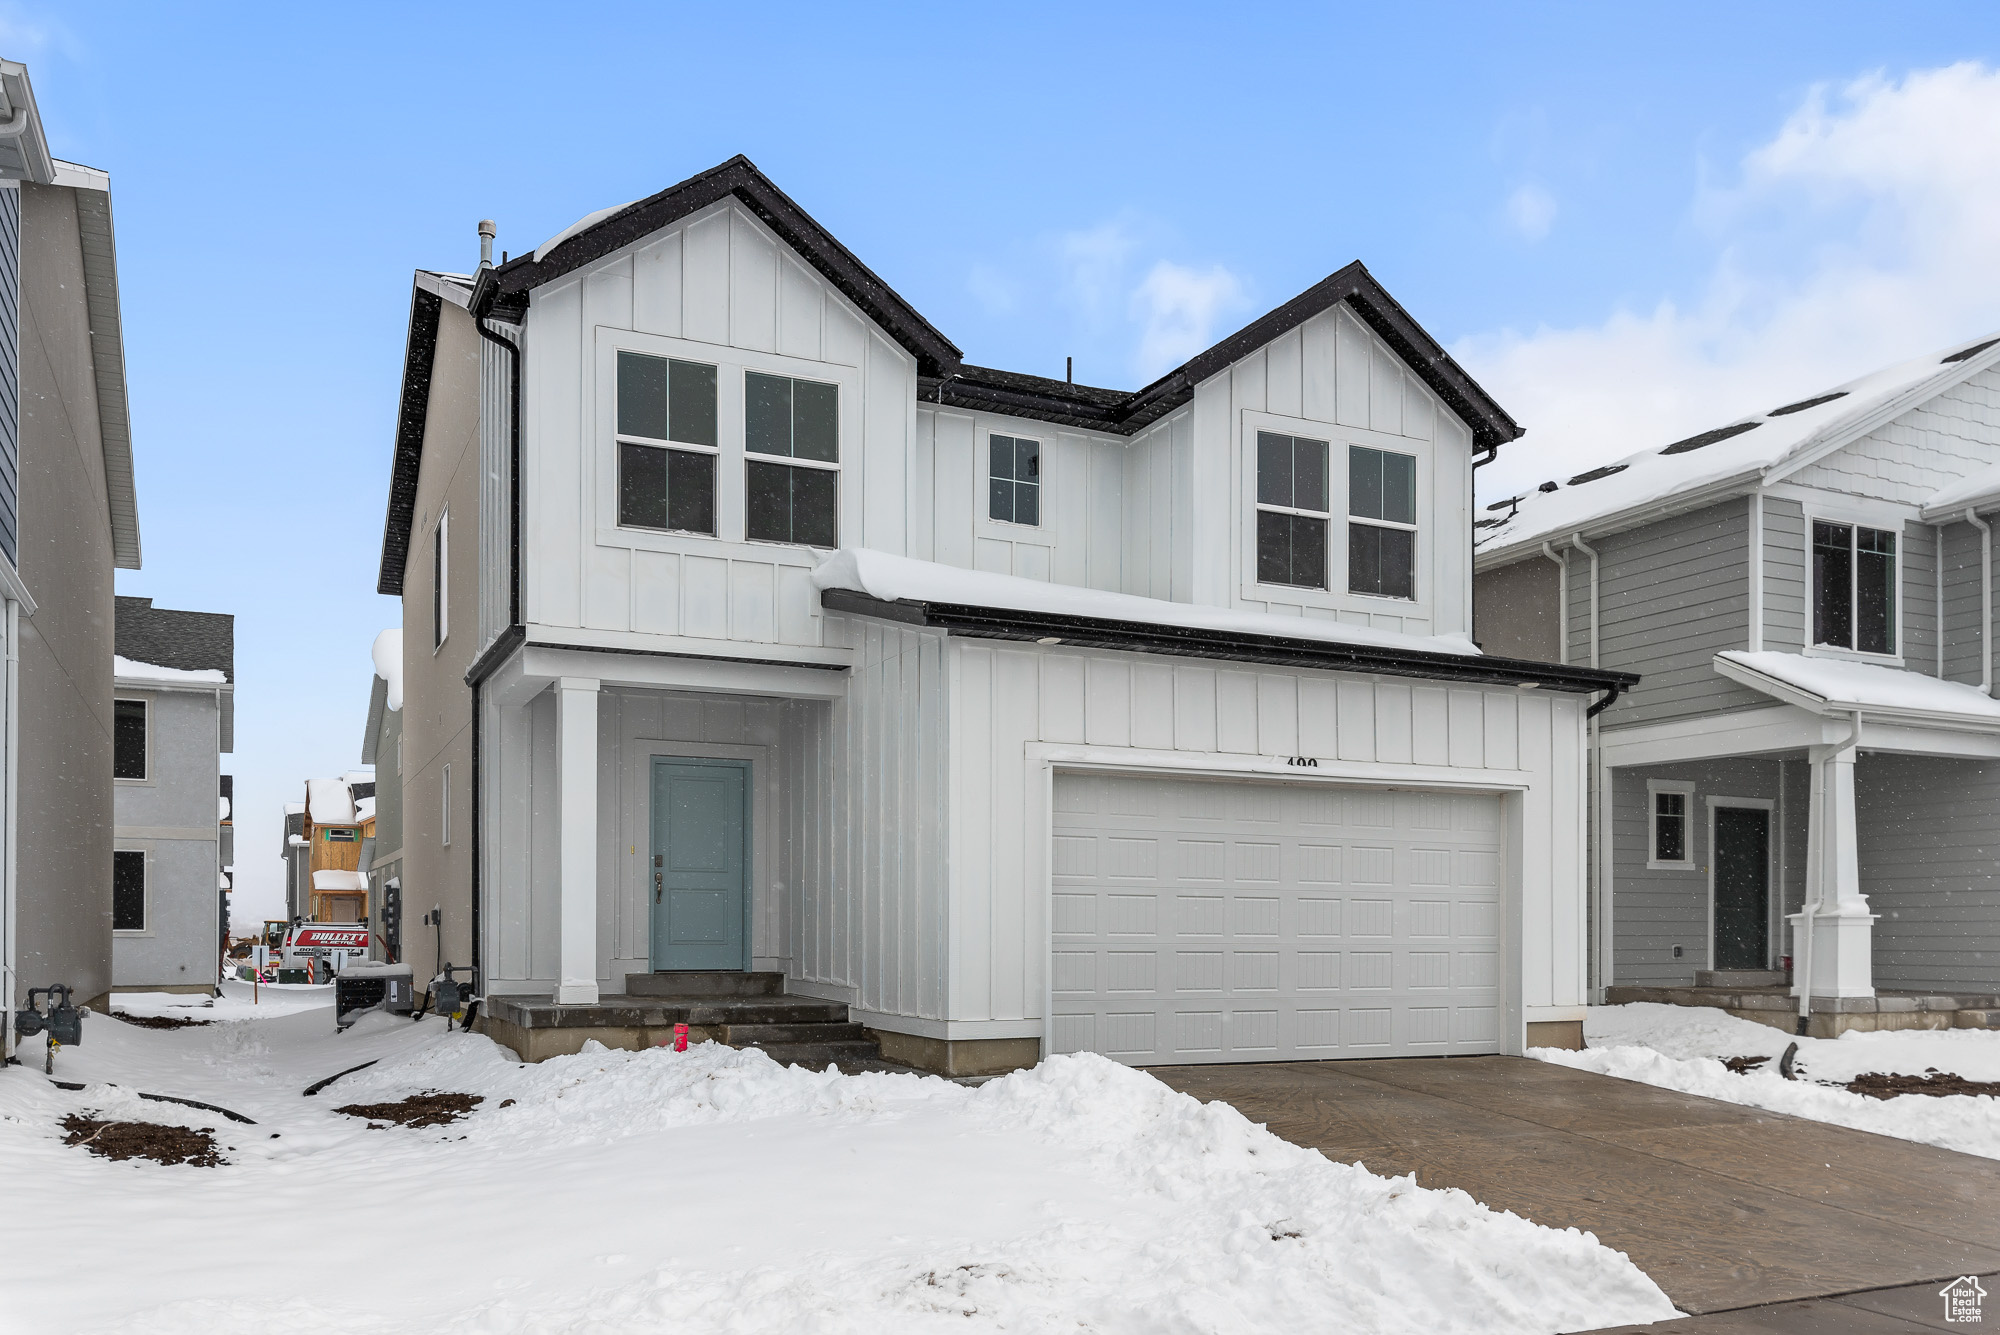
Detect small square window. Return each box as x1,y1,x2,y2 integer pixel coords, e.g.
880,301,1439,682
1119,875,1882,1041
989,434,1041,526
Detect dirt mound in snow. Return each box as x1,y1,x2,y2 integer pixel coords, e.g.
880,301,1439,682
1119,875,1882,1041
334,1091,483,1128
112,1012,213,1030
60,1114,223,1166
1848,1070,2000,1100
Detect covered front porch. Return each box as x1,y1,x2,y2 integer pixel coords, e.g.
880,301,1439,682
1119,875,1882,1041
1596,650,2000,1034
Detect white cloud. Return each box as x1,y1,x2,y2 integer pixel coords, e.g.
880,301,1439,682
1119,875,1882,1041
1463,62,2000,499
1058,219,1142,322
1130,260,1246,382
1505,183,1558,241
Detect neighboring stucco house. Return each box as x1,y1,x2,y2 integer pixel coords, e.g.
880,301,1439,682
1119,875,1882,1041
376,157,1627,1071
111,596,233,996
0,61,143,1043
1474,333,2000,1034
361,628,405,961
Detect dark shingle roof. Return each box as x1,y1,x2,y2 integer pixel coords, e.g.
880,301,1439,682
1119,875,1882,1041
114,597,234,681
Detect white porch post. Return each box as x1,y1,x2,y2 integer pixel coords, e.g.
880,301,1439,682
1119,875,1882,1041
555,676,601,1005
1790,732,1876,1000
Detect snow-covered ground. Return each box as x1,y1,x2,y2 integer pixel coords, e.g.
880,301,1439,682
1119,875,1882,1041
1533,1003,2000,1160
0,988,1679,1335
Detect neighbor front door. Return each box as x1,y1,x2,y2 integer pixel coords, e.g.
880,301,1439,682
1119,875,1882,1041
1712,805,1770,971
649,758,749,971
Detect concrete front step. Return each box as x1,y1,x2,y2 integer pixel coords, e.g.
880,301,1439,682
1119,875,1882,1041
737,1039,886,1070
625,971,783,998
724,1021,870,1045
1694,969,1788,988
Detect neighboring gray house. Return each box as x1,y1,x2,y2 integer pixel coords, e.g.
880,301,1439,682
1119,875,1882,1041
1475,333,2000,1033
111,597,233,995
361,628,403,960
0,61,145,1043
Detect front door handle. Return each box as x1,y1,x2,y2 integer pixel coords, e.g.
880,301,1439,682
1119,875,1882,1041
654,872,662,904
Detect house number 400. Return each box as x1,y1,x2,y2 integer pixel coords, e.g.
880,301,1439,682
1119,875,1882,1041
1285,756,1319,768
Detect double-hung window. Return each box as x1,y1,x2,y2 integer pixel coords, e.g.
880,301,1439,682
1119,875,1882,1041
1348,445,1417,600
989,434,1041,526
1647,782,1695,870
1255,431,1330,589
1813,520,1895,655
616,350,719,536
744,371,838,547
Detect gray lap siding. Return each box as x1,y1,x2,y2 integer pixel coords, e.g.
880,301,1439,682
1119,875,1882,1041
1857,754,2000,993
1762,497,1806,653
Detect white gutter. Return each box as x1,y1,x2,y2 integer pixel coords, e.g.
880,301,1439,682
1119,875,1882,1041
1541,541,1568,665
1967,508,1993,695
1747,492,1764,653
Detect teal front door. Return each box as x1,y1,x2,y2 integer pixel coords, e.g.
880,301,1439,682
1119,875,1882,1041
649,758,749,971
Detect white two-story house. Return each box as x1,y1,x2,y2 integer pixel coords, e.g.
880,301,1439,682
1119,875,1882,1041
375,157,1628,1072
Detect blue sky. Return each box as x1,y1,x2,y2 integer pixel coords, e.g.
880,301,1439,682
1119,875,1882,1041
14,2,2000,922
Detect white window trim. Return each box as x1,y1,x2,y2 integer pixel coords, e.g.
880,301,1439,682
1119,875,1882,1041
1705,795,1776,971
432,506,449,653
1646,779,1697,872
112,693,153,786
1237,408,1434,615
591,328,862,560
112,846,151,937
1804,503,1905,666
441,762,452,848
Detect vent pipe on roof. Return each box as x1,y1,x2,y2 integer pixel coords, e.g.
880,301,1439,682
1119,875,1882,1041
478,219,496,271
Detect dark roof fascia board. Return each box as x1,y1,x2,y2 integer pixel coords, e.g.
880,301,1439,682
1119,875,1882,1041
463,621,849,688
820,588,1635,694
474,156,963,377
377,284,445,596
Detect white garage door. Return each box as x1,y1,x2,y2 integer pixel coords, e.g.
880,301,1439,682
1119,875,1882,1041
1050,772,1504,1064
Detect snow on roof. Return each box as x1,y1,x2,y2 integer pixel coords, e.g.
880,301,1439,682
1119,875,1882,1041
306,777,355,825
218,794,231,822
813,548,1482,658
1923,457,2000,518
356,797,376,822
1477,333,2000,562
311,869,368,892
1715,650,2000,723
284,802,305,814
113,654,227,686
536,199,640,262
371,628,403,711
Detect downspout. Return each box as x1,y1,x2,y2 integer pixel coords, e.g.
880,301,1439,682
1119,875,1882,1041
1542,542,1568,666
1568,532,1605,1006
1936,523,1946,678
1965,508,1992,695
1747,493,1764,653
472,309,524,999
2,597,16,1055
1570,533,1601,669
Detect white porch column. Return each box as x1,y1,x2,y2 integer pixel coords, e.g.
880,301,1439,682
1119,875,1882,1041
1790,733,1876,1000
555,677,601,1005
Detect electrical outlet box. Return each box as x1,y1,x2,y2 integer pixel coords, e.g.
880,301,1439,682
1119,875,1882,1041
1673,945,1684,959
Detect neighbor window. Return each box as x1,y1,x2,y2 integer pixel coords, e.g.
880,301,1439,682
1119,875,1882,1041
324,828,358,843
616,350,718,535
1255,431,1329,589
113,698,146,780
432,507,449,650
1813,520,1895,655
989,434,1041,526
1348,445,1417,600
744,371,838,547
113,850,146,932
1648,783,1695,869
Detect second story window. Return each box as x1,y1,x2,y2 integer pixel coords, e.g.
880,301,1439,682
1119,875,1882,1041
1255,431,1329,589
989,434,1041,526
1813,520,1895,655
617,351,719,536
113,698,146,780
745,371,838,547
432,507,449,650
1348,446,1417,600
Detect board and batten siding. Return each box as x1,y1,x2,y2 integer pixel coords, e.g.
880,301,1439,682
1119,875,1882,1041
519,199,915,652
1120,407,1193,603
1581,499,1761,729
1192,303,1475,639
1857,753,2000,992
781,621,949,1023
476,319,517,652
1610,757,1795,985
947,639,1591,1030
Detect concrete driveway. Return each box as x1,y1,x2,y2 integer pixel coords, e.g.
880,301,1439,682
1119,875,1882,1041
1149,1056,2000,1331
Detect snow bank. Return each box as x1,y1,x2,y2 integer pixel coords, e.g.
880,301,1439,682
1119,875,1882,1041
1533,1004,2000,1160
814,547,1483,658
371,627,402,711
2,1013,1675,1335
113,655,226,686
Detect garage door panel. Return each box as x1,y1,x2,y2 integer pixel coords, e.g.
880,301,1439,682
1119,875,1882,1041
1051,774,1505,1065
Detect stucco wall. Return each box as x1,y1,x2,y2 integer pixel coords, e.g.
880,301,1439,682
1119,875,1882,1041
112,688,220,988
